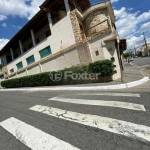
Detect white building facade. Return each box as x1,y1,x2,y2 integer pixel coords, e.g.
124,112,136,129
0,0,125,80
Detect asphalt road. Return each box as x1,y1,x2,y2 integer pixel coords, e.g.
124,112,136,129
0,88,150,150
132,57,150,69
130,57,150,78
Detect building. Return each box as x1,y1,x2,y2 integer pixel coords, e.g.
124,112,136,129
138,43,150,57
0,0,126,80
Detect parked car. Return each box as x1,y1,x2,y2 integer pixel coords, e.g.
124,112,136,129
128,57,133,62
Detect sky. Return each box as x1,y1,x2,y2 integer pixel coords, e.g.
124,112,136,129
0,0,150,52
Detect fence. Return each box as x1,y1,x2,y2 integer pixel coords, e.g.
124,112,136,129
80,19,111,40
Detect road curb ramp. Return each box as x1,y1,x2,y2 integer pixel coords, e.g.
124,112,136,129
0,77,149,91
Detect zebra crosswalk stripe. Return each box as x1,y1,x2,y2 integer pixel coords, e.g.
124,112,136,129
49,97,146,111
30,105,150,143
0,117,80,150
68,92,140,97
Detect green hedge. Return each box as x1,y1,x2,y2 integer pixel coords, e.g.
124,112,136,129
1,60,115,88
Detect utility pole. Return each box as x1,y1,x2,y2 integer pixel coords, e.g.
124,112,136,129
143,32,148,53
117,36,123,82
134,45,136,56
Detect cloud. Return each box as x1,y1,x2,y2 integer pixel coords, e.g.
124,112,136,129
139,22,150,32
0,0,120,20
27,0,44,20
0,14,7,21
111,0,118,3
0,0,30,18
115,8,150,37
1,23,7,27
114,7,150,51
126,35,144,51
0,0,44,20
126,35,150,51
0,38,9,50
11,25,22,29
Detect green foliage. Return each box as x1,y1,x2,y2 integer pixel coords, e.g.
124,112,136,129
123,52,130,59
1,60,114,88
88,60,114,77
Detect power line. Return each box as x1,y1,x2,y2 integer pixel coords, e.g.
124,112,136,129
120,22,150,39
127,33,150,51
133,5,150,11
130,0,145,8
143,32,148,52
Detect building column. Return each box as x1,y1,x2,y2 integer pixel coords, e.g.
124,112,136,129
10,48,14,61
2,54,7,66
19,40,23,54
30,29,36,47
64,0,70,14
47,12,52,28
39,62,43,73
26,69,28,76
16,73,18,78
87,42,93,62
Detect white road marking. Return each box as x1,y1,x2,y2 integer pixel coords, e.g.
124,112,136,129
23,91,37,94
71,92,140,97
30,105,150,143
49,97,146,111
0,117,80,150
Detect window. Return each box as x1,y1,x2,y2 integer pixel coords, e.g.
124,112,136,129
16,62,23,70
26,55,35,65
95,50,99,56
10,69,14,73
2,58,6,66
39,46,51,59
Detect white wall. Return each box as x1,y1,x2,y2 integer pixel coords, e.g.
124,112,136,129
28,65,40,75
103,40,121,80
7,44,82,79
88,36,121,80
6,14,76,75
41,47,80,72
88,37,105,62
49,15,76,53
17,70,27,78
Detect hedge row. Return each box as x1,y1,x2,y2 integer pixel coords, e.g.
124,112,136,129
1,60,115,88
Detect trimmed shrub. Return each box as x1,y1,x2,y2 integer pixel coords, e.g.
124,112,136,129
88,60,114,77
1,59,115,88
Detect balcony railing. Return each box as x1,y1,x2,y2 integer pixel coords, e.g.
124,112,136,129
23,42,33,53
80,19,111,41
72,0,110,14
35,30,51,45
52,10,67,25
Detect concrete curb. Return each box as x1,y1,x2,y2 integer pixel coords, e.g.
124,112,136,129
0,77,149,92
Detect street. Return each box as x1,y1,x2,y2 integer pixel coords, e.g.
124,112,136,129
0,0,150,149
0,87,150,150
0,57,150,150
131,57,150,78
132,57,150,69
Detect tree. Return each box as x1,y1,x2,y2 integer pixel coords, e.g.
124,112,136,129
123,52,130,62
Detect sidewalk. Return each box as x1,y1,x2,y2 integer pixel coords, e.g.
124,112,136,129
0,63,149,91
67,62,144,87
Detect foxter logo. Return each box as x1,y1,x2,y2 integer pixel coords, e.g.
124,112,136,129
49,71,62,82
